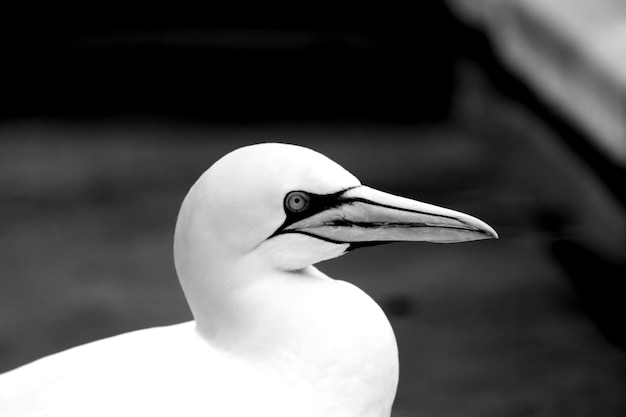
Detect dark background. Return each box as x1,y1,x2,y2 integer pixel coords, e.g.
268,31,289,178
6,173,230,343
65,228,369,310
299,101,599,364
1,5,625,416
1,6,456,123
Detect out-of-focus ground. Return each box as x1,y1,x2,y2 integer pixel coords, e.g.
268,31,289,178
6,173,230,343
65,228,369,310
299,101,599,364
1,107,625,416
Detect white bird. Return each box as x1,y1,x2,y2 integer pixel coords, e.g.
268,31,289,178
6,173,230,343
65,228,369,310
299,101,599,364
0,143,497,417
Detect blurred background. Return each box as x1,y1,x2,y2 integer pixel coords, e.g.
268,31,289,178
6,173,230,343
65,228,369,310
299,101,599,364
1,2,625,416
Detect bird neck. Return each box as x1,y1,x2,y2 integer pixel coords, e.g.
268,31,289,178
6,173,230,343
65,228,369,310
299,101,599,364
186,262,399,416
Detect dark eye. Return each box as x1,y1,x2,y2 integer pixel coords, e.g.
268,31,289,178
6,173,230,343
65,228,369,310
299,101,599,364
285,191,310,212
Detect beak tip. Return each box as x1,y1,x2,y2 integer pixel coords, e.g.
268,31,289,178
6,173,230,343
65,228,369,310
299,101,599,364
482,225,499,240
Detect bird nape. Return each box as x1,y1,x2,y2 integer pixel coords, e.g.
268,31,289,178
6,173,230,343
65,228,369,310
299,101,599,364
0,142,497,417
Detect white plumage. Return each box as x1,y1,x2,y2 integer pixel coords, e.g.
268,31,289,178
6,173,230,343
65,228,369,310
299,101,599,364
0,143,497,417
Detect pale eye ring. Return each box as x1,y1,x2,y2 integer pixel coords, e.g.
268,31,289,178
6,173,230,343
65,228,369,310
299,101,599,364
285,191,310,212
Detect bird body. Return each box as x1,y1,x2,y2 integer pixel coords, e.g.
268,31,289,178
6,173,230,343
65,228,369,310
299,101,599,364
1,273,397,417
0,143,496,416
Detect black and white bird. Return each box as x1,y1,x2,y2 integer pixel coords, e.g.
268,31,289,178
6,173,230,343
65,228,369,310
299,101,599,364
0,143,497,417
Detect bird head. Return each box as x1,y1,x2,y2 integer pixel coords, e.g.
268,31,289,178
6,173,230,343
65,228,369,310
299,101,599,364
174,142,496,282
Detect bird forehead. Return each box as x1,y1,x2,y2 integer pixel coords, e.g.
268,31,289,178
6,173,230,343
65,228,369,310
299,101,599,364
211,143,360,195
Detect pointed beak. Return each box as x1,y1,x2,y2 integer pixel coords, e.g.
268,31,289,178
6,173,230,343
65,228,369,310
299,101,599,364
283,186,498,245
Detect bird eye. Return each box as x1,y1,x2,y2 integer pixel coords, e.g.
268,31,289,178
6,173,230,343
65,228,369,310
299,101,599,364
285,191,310,212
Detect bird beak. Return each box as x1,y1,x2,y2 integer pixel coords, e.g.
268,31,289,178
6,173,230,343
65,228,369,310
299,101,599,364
283,186,498,245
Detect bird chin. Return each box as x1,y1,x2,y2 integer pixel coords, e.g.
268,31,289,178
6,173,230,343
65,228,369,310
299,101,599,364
261,233,349,271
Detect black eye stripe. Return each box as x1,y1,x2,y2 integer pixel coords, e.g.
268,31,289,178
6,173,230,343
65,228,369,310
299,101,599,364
267,187,357,240
282,190,343,221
